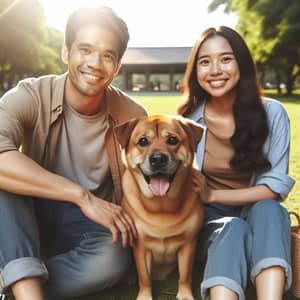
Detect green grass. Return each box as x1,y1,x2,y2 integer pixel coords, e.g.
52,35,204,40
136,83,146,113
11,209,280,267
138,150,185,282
129,92,183,115
279,97,300,219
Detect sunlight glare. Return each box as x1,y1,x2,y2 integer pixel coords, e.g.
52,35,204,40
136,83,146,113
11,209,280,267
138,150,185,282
39,0,238,46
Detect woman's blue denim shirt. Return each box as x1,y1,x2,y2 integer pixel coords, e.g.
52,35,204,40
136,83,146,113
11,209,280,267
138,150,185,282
189,97,295,200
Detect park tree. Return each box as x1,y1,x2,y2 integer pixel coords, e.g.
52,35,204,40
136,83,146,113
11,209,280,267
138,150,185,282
0,0,64,92
208,0,300,94
36,27,66,77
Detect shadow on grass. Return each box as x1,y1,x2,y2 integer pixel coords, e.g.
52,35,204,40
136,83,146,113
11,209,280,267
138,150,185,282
3,256,297,300
264,92,300,104
69,265,296,300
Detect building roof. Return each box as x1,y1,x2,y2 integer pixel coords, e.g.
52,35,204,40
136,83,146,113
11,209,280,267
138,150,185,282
122,47,192,65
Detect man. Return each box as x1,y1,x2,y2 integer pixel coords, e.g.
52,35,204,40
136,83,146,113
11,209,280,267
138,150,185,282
0,6,147,300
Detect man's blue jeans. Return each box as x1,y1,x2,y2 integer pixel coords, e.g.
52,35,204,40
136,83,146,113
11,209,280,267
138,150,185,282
0,190,132,299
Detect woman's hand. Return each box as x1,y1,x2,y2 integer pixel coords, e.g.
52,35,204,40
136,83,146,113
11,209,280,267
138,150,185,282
192,169,213,203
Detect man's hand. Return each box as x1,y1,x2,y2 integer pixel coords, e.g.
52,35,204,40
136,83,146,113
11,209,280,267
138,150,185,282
192,169,213,203
80,191,138,248
0,151,137,247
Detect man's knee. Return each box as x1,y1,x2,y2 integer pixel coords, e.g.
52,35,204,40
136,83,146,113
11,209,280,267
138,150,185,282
44,233,132,299
84,240,131,286
0,191,40,266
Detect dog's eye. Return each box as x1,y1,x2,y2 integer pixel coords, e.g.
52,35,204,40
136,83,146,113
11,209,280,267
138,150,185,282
137,137,149,147
167,136,179,146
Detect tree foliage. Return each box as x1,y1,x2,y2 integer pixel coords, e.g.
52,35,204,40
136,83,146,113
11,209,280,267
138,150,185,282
208,0,300,94
0,0,65,92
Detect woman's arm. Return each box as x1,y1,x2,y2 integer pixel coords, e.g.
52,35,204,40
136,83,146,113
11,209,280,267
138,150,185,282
253,99,295,200
209,185,278,205
192,170,278,205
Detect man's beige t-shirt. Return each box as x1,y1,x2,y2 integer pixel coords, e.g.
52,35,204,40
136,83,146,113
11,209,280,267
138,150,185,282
52,101,112,201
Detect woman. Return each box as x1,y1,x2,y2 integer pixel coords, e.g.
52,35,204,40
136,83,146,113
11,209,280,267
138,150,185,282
177,26,295,300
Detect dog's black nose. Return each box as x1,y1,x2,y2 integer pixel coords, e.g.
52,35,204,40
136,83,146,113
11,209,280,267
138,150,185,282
149,152,168,169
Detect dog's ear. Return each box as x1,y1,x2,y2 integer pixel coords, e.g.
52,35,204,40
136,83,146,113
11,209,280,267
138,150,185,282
115,118,140,149
179,118,204,152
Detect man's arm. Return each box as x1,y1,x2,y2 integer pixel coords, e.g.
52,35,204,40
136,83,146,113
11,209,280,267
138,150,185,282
0,150,137,247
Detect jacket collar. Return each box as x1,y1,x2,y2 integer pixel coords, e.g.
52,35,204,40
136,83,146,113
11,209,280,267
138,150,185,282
50,72,68,124
189,101,206,124
105,85,130,126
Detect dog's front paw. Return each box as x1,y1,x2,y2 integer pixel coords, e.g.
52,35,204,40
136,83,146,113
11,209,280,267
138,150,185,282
136,288,153,300
176,296,194,300
176,285,194,300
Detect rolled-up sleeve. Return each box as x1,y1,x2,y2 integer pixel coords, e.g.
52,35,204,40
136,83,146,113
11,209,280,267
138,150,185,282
255,171,295,200
253,99,295,200
0,82,38,153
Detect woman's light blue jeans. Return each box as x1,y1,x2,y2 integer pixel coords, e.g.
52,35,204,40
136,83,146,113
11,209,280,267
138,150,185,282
0,190,132,299
196,199,292,300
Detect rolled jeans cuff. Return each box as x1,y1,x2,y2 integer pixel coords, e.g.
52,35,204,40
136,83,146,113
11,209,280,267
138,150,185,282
250,257,292,291
0,257,48,293
201,276,245,300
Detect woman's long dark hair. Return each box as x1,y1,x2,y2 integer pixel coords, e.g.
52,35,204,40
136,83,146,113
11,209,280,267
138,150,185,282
178,26,270,173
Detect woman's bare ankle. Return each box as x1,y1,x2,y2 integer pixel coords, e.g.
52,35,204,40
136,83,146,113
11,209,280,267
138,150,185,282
12,277,45,300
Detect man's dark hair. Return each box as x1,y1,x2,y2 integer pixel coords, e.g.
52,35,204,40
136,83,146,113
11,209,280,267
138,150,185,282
65,6,129,61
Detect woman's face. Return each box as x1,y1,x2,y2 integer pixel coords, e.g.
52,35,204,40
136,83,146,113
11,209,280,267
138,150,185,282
196,35,240,100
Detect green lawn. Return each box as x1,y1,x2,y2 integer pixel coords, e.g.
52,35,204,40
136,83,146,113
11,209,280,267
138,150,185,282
281,97,300,218
129,92,183,115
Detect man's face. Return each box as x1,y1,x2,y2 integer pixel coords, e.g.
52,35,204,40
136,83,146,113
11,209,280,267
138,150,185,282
64,24,121,98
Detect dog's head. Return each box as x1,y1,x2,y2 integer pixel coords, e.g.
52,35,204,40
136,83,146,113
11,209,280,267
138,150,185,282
116,115,204,198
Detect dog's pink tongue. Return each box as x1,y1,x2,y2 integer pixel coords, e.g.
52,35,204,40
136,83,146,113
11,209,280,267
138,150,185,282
149,175,170,197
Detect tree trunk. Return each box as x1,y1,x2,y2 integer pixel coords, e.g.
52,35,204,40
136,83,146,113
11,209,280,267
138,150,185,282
285,76,293,95
274,71,282,94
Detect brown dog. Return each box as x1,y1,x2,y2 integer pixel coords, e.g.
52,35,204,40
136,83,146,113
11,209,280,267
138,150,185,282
116,115,204,300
